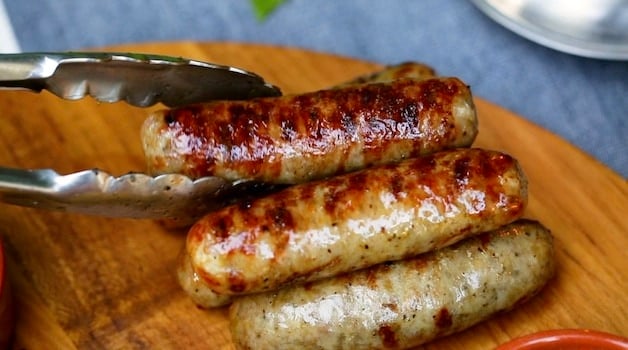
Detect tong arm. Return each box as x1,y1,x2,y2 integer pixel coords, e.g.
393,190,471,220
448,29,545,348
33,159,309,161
0,52,281,107
0,166,232,219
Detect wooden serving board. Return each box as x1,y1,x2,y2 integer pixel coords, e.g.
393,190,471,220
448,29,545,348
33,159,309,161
0,42,626,350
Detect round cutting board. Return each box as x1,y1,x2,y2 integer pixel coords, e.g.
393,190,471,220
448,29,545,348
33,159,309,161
0,42,626,350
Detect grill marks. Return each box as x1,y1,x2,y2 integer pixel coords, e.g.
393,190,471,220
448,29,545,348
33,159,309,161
156,77,472,183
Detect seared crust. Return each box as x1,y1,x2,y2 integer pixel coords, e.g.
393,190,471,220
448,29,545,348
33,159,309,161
141,77,477,184
183,148,527,296
229,220,555,350
177,252,232,308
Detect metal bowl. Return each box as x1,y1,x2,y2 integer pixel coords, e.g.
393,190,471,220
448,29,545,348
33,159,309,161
471,0,628,60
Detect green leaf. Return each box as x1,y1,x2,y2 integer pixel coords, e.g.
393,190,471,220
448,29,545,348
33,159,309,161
250,0,288,21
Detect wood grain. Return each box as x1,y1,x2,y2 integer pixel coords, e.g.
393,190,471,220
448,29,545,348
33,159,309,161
0,42,626,349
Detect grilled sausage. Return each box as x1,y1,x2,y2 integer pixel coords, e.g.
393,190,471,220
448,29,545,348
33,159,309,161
333,62,436,88
182,148,527,298
141,77,477,184
177,252,232,308
229,219,555,350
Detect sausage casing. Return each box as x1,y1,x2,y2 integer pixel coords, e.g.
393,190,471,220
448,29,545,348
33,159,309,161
141,77,477,184
182,148,527,298
229,219,555,350
177,251,232,308
333,62,437,88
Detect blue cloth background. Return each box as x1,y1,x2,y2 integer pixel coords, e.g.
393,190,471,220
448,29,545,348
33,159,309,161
5,0,627,177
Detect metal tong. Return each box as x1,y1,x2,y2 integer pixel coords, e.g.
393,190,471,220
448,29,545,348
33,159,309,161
0,52,282,221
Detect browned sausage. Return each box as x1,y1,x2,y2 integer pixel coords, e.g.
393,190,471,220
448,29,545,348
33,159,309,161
181,148,527,299
177,252,232,308
333,62,437,88
229,219,555,350
141,77,477,184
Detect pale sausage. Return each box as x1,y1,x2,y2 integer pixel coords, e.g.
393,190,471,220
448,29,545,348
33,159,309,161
229,219,555,350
